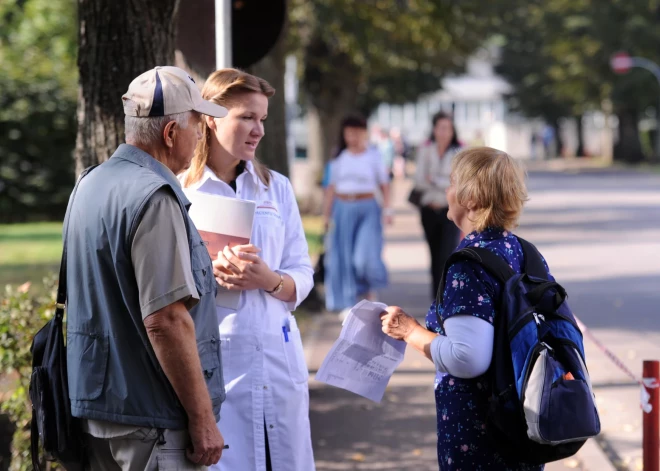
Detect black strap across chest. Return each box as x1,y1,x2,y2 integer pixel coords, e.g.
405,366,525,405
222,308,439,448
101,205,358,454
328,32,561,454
434,236,547,330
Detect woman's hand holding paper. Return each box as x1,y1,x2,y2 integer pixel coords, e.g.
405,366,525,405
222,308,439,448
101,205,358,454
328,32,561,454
213,244,279,292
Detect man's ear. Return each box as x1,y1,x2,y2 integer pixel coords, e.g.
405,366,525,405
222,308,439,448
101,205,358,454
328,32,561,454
163,120,177,148
206,115,217,131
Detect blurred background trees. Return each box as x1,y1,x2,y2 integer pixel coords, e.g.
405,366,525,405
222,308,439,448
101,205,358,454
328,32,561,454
2,0,660,225
288,0,493,179
0,0,77,223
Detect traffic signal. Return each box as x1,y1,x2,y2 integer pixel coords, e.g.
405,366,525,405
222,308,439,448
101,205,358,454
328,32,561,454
232,0,286,68
176,0,286,76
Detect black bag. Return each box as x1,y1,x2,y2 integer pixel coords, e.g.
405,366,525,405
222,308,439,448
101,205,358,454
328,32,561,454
407,188,424,208
30,167,96,470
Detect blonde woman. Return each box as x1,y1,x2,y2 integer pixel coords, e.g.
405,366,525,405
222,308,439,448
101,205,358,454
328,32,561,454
380,148,550,470
180,69,315,471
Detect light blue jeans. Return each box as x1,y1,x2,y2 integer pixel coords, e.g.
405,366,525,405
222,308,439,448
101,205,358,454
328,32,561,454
325,198,388,311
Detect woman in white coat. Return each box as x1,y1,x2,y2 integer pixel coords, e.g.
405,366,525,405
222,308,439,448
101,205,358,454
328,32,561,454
180,69,315,471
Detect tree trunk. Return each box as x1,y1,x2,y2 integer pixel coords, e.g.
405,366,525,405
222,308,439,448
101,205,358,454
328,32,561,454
575,114,585,157
75,0,180,175
302,35,359,186
247,28,289,177
614,106,645,163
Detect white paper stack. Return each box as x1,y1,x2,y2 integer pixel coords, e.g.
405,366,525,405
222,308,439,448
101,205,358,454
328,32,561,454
315,300,407,402
185,190,256,310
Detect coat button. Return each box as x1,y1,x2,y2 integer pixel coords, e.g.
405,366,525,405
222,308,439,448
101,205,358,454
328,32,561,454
204,370,213,379
269,424,274,429
202,269,207,276
211,337,216,344
263,385,268,390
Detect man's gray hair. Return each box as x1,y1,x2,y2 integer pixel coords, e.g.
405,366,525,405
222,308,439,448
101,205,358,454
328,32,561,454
124,111,191,146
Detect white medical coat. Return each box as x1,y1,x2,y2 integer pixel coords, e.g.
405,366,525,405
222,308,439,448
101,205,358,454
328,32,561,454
181,163,315,471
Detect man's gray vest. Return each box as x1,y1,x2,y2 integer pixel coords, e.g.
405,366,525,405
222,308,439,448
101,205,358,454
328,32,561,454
65,144,224,429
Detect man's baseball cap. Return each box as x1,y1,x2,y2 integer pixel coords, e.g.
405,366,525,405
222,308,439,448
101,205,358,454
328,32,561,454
122,66,228,118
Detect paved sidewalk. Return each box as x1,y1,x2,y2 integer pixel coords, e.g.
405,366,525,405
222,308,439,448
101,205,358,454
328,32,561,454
303,177,610,471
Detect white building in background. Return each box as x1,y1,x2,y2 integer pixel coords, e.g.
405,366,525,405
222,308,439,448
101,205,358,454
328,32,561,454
370,50,523,153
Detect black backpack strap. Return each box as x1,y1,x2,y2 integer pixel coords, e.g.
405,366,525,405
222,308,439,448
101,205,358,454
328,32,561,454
518,237,548,280
435,247,515,329
55,165,98,321
30,165,97,469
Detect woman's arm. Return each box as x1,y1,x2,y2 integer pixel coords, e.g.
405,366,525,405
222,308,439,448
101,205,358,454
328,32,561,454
430,316,493,378
270,179,314,308
380,182,393,223
413,146,432,191
322,184,336,231
380,308,494,378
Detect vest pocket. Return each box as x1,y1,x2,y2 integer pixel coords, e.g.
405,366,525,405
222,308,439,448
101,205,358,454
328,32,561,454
191,241,216,295
67,331,109,400
197,337,225,402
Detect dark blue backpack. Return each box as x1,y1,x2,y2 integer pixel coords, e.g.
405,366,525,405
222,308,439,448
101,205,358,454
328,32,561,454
436,237,601,465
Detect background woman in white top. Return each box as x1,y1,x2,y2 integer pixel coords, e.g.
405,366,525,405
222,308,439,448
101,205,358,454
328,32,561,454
322,114,392,313
180,69,315,471
414,111,462,299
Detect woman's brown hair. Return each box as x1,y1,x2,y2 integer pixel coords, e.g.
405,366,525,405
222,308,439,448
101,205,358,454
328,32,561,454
183,68,275,188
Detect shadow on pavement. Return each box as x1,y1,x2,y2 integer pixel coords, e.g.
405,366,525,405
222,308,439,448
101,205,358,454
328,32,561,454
310,385,439,471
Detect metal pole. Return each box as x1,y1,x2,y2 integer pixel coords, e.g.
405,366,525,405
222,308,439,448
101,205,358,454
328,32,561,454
215,0,232,69
643,360,660,471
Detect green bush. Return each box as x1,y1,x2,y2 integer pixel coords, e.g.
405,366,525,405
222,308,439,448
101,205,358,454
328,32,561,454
0,276,58,470
0,0,77,223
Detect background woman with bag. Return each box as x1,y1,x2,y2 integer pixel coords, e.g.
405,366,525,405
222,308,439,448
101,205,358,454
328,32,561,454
413,111,462,299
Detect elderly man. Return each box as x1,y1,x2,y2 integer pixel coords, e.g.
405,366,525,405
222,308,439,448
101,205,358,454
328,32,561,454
64,66,228,469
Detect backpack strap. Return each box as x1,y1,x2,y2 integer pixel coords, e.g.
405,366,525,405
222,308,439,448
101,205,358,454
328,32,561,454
31,165,97,470
518,237,547,280
54,165,98,321
435,247,515,330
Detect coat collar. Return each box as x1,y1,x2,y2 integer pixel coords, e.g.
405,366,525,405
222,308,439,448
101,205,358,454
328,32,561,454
112,144,190,206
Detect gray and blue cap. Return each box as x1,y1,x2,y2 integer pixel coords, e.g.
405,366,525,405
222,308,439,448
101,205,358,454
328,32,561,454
122,66,228,118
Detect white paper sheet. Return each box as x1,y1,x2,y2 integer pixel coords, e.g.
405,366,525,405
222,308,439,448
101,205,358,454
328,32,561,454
184,190,256,310
315,300,407,402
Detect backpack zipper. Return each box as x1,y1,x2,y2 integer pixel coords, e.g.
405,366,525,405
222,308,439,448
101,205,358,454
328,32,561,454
508,309,537,340
520,342,553,402
508,309,580,341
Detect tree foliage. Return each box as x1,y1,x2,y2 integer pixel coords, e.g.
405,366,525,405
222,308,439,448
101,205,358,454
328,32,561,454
291,0,495,111
0,0,78,222
288,0,493,165
495,0,660,161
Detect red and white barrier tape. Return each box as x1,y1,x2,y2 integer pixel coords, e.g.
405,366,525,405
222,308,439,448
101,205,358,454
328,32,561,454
575,315,659,413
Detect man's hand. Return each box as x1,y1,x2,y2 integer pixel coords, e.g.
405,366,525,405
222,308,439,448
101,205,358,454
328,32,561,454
186,415,225,466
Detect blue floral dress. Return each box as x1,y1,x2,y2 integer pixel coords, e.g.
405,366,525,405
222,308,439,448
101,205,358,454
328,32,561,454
426,228,545,471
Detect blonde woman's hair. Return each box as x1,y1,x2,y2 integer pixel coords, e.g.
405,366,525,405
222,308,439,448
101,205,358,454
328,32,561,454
451,147,528,232
183,68,275,188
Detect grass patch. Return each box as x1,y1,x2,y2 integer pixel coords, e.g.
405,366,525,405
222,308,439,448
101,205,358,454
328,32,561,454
301,215,325,256
0,218,325,288
0,222,62,287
